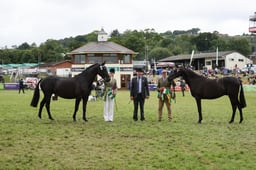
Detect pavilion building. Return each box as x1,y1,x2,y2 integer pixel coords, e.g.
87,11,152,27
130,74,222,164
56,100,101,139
67,29,138,89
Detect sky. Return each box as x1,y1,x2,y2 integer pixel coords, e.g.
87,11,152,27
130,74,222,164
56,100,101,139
0,0,255,48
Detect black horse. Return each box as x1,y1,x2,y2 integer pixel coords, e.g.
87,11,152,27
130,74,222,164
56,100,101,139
168,67,246,123
30,62,110,121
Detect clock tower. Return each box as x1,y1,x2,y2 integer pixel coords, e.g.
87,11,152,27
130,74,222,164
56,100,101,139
97,28,108,42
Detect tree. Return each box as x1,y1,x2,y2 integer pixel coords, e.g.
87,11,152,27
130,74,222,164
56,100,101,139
148,47,171,61
39,39,65,62
20,50,34,63
18,42,31,50
110,29,121,37
109,29,122,44
227,38,252,56
160,38,173,48
121,30,145,59
192,32,218,51
86,31,98,42
1,28,253,64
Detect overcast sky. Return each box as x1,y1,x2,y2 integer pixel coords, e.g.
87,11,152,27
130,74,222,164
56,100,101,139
0,0,255,48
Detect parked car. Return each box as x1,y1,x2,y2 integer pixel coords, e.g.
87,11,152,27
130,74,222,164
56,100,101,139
241,65,256,74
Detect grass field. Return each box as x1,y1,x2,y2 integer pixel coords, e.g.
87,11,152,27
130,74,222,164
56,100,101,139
0,89,256,169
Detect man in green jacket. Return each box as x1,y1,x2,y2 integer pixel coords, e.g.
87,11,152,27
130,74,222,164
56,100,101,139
157,69,175,122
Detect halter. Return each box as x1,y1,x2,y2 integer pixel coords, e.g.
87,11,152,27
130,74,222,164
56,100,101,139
98,64,110,82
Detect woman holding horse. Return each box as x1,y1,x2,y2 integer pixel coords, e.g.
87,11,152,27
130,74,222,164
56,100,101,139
103,68,117,122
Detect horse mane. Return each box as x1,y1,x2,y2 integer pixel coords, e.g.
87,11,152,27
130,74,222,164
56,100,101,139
77,63,99,77
84,63,99,72
183,68,206,79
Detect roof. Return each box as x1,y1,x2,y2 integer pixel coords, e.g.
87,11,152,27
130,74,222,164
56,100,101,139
67,41,138,55
0,63,38,68
157,62,175,67
39,60,72,67
159,51,234,62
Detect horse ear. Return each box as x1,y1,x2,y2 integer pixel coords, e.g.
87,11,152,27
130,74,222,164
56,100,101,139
102,61,106,66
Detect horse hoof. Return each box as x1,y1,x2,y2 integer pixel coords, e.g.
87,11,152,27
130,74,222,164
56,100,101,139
83,119,88,122
229,120,234,124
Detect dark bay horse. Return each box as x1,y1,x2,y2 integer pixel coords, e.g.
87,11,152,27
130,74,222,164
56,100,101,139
168,68,246,123
30,62,110,121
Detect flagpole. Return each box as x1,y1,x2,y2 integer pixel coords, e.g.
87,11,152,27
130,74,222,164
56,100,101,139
189,50,194,66
216,47,218,67
154,58,157,71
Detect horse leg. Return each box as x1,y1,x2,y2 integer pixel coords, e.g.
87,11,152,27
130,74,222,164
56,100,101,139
238,106,243,123
229,103,237,124
82,96,89,122
45,95,54,120
195,98,202,123
38,96,47,119
73,98,81,122
228,96,238,124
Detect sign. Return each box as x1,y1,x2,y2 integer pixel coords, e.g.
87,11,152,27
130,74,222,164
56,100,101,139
4,83,19,90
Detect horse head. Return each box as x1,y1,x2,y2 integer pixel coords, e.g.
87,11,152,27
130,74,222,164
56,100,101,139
167,67,184,82
98,62,110,82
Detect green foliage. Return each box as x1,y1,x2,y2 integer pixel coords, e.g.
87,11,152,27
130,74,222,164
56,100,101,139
39,39,67,62
148,47,171,60
0,28,254,64
227,37,252,56
0,90,255,169
18,42,31,50
192,32,219,52
173,28,200,35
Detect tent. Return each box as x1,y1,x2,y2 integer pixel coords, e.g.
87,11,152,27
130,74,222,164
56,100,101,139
156,62,175,67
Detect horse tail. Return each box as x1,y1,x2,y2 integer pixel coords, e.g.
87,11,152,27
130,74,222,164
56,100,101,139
30,79,42,107
239,81,246,108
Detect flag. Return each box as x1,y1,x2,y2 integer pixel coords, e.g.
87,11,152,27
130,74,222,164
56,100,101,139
216,47,219,66
189,50,194,66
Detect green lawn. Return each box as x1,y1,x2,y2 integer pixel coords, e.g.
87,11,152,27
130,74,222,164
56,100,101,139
0,89,255,169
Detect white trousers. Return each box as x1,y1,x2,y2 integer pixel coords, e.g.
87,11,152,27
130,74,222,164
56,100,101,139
104,96,114,121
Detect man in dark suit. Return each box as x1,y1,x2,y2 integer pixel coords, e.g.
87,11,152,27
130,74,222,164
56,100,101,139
130,68,150,121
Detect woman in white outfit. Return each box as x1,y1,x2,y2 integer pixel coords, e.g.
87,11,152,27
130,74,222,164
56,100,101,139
103,68,117,122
